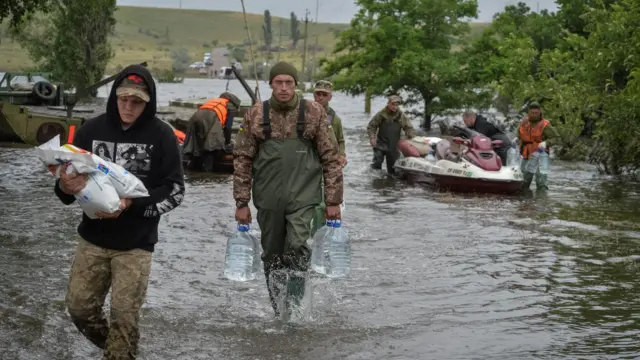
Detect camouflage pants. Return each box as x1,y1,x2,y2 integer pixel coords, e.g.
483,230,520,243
65,238,152,360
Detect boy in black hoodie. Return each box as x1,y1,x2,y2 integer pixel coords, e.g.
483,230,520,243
55,64,185,359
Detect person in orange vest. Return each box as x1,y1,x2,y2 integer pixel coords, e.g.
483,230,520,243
182,91,241,171
517,102,559,190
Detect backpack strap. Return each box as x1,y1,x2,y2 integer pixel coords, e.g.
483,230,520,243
296,99,306,138
262,100,271,139
327,107,336,127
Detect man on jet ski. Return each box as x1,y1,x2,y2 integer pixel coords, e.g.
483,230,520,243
462,111,512,166
367,95,416,174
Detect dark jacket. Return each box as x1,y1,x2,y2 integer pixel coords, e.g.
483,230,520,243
470,115,511,147
54,64,185,252
471,115,502,138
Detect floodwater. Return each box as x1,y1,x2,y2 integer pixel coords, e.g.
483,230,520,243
1,78,639,359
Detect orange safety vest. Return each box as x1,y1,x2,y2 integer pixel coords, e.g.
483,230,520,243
519,118,550,159
199,98,229,126
174,129,185,145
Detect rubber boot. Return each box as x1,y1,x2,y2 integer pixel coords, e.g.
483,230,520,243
265,267,287,318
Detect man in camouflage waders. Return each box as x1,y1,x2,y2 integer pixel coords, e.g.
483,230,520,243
311,79,347,234
233,61,343,317
367,95,417,174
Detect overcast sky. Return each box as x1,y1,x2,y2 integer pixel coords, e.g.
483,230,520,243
116,0,559,23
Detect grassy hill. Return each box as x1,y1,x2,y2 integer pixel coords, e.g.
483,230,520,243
0,6,350,73
0,6,490,74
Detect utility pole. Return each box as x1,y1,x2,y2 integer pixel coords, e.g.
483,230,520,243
179,0,182,9
276,18,283,62
301,9,310,83
311,0,319,82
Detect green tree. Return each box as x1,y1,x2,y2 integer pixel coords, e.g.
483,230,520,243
555,0,619,38
470,0,640,175
170,47,191,73
320,0,479,130
464,3,563,120
0,0,52,28
263,10,273,49
290,12,301,48
11,0,116,98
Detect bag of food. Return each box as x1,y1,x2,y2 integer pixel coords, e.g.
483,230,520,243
59,143,149,198
35,135,149,219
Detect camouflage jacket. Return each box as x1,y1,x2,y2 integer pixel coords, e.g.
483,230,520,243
233,98,344,206
366,108,416,140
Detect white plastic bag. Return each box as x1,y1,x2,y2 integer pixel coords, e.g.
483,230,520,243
59,144,148,198
35,135,149,219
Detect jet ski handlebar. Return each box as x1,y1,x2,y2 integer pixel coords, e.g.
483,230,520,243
451,125,505,149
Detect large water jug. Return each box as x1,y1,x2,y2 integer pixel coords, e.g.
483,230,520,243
538,151,549,175
311,220,333,275
525,149,543,174
506,147,520,167
327,220,351,278
224,224,260,281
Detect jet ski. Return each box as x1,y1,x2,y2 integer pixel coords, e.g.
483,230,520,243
394,125,524,194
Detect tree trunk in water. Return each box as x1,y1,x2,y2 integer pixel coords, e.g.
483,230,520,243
421,101,432,131
364,88,372,114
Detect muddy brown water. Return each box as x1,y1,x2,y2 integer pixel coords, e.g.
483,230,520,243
1,79,639,359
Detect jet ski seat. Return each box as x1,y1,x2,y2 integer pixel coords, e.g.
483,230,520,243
436,140,460,162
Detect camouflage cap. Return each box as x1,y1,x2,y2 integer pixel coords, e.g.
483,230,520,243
314,80,333,94
116,74,150,102
388,95,402,104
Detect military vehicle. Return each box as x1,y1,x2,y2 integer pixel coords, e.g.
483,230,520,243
0,63,258,174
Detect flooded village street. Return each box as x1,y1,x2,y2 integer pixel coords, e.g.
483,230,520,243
1,78,639,359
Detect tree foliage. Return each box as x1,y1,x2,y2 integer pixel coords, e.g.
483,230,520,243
263,10,272,48
170,47,191,73
11,0,116,98
467,0,640,175
0,0,52,28
290,12,300,48
319,0,640,177
320,0,479,130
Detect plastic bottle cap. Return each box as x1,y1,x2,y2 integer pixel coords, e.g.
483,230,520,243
333,219,342,228
237,224,250,232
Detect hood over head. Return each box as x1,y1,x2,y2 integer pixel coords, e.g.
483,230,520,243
219,91,241,109
107,64,157,129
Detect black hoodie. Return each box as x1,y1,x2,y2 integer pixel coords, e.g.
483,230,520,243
54,64,185,252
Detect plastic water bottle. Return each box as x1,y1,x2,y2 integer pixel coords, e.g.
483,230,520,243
224,224,259,281
327,220,350,278
538,151,549,174
426,151,436,162
506,147,520,167
311,220,333,275
525,149,542,174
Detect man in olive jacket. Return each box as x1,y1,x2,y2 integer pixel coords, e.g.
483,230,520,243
366,95,416,174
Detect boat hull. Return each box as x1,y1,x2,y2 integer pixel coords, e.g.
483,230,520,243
395,156,524,195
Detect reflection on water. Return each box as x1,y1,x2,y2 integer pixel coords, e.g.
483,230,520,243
1,78,639,359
